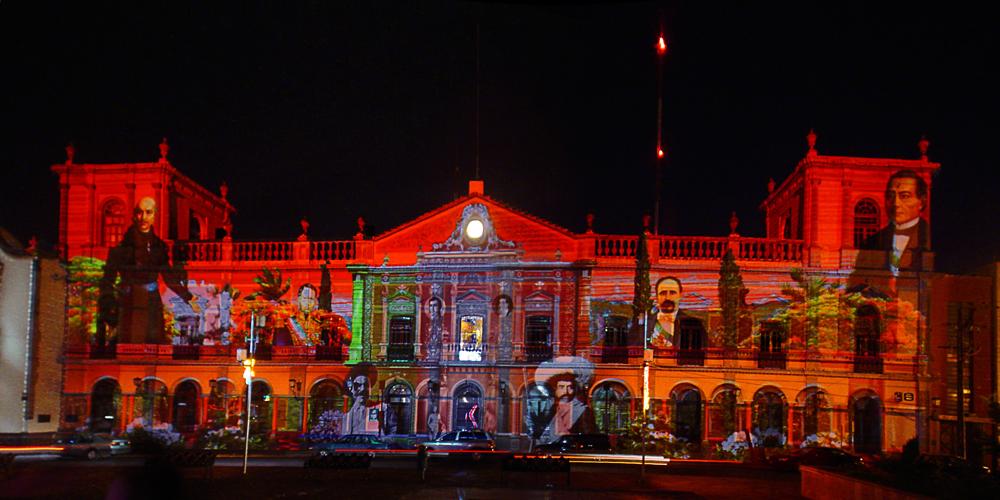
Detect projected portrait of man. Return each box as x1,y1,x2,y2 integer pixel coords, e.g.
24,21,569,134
862,170,930,273
534,357,597,442
97,196,198,344
650,276,683,347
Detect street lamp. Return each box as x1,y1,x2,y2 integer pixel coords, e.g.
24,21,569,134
241,312,266,474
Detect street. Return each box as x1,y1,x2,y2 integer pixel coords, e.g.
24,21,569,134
3,453,804,500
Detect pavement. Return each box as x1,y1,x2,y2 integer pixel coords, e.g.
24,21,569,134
2,454,806,500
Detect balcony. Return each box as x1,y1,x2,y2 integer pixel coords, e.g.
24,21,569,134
387,344,415,363
757,351,787,369
172,345,199,360
677,348,706,366
853,355,883,374
524,344,553,363
594,346,636,364
88,343,117,360
314,346,345,361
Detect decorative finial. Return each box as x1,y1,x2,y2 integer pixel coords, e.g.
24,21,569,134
159,138,170,163
919,135,929,161
586,214,594,234
383,252,390,267
220,182,228,200
354,217,366,241
66,142,75,165
643,215,651,235
299,216,309,241
807,129,817,157
768,178,775,194
729,212,739,236
555,248,562,262
27,236,38,253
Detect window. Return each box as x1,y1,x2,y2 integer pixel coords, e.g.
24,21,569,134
172,380,200,432
525,315,553,362
946,302,975,414
189,214,202,240
207,379,238,429
758,321,786,369
459,315,484,361
524,383,553,441
677,318,706,366
803,392,830,438
854,305,882,374
388,316,415,362
853,199,880,248
602,315,630,363
386,383,413,435
101,199,126,247
453,382,482,430
592,382,631,434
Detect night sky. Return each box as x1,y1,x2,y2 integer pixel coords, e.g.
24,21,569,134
4,2,998,273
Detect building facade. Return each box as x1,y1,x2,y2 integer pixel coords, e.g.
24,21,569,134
47,137,995,462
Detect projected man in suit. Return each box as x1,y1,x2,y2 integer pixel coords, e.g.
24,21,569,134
649,276,704,349
861,170,930,273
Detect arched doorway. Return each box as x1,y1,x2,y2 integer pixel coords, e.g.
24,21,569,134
308,380,345,434
592,382,631,435
207,379,238,429
453,382,483,430
853,396,882,454
386,382,413,435
244,382,272,436
172,380,200,432
134,379,169,426
90,379,121,433
524,383,554,442
673,388,702,444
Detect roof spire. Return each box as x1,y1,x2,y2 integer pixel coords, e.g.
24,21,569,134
807,129,817,157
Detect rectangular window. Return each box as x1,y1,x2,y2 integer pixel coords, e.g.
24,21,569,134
388,316,414,362
758,321,786,369
525,315,553,362
459,315,483,361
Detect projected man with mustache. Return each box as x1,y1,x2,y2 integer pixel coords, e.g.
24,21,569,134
650,276,687,347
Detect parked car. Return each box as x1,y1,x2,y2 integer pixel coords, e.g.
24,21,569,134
768,447,863,470
917,454,992,479
56,432,129,460
416,430,495,461
309,434,392,455
535,434,611,455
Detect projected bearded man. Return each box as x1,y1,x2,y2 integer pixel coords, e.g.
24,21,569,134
97,197,199,344
535,357,597,442
862,170,930,273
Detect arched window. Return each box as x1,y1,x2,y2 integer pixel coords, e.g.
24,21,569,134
244,382,272,433
453,382,483,431
172,380,200,432
853,396,882,454
708,387,741,439
853,199,880,248
672,388,702,444
101,199,126,247
802,391,831,438
134,379,170,426
308,380,344,434
752,389,787,445
386,382,413,435
592,382,631,435
90,379,121,433
207,379,237,429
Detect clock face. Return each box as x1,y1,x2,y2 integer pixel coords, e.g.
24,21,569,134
466,219,484,240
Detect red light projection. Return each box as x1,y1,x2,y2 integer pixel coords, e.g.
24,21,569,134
658,36,666,54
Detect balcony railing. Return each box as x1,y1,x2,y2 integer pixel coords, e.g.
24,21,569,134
172,345,200,360
524,344,553,363
315,346,346,361
853,355,883,374
88,344,117,360
757,351,787,369
592,346,641,364
387,344,415,363
677,348,706,366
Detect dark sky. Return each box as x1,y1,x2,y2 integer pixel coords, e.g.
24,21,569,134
3,2,998,273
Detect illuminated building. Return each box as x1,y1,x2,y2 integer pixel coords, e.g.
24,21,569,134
45,136,995,463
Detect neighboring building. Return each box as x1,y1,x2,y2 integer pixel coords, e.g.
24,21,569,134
48,135,995,465
0,229,66,441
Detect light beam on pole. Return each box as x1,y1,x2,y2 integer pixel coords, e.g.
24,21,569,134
654,23,666,236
